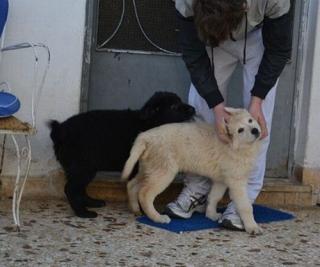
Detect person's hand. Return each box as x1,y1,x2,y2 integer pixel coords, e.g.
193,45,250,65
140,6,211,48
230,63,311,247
213,103,231,143
248,96,268,139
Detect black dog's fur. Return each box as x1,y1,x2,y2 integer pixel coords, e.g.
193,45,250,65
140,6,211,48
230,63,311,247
49,92,195,218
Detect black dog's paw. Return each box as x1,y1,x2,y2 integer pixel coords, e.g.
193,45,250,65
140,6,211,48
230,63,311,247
75,209,98,218
84,197,106,208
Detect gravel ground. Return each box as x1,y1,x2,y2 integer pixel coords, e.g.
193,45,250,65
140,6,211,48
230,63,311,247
0,199,319,267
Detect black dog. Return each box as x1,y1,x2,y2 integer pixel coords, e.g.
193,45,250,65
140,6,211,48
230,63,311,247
49,92,195,218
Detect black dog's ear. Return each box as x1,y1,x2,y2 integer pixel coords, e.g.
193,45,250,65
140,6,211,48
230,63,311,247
140,106,157,121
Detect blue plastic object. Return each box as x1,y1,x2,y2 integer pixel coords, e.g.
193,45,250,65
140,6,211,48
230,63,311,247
137,204,295,233
0,91,21,117
0,0,8,38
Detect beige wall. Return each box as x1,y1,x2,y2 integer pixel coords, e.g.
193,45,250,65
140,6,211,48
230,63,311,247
0,0,87,177
0,0,319,203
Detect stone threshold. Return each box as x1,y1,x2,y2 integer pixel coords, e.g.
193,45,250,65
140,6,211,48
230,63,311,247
86,176,313,207
0,173,314,207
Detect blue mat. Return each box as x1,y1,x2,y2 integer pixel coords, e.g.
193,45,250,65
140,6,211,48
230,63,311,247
137,205,295,233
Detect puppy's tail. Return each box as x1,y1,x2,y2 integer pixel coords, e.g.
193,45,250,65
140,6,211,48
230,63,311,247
121,137,146,181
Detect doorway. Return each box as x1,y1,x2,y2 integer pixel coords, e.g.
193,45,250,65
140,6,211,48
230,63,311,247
82,0,301,178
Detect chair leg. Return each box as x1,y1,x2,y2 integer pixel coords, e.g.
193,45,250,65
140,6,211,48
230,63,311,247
16,135,32,227
0,134,7,175
10,134,21,231
10,135,32,231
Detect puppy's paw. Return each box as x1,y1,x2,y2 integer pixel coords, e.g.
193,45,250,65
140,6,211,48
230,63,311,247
129,203,142,216
84,198,106,208
156,215,171,224
75,209,98,218
206,211,222,221
133,210,143,217
245,224,263,235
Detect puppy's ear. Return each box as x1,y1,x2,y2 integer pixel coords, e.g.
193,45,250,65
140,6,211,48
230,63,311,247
224,107,243,115
221,119,233,142
222,118,229,133
222,116,239,149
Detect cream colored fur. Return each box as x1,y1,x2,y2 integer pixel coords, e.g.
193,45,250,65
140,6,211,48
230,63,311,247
122,108,263,235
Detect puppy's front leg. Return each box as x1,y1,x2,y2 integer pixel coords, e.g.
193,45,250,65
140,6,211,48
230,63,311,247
206,182,227,221
228,181,262,235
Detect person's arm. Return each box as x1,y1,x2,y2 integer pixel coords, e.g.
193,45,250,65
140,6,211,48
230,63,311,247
251,11,293,99
249,7,293,139
177,11,231,143
177,11,224,109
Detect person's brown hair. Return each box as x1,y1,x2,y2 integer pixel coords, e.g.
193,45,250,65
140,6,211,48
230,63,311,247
193,0,247,46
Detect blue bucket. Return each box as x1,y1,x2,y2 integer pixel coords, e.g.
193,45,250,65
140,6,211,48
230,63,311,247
0,91,21,117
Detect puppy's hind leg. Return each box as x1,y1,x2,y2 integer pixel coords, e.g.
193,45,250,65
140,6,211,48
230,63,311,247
79,170,105,208
139,171,176,224
69,170,106,208
206,182,227,221
127,176,142,215
65,167,99,218
83,194,106,208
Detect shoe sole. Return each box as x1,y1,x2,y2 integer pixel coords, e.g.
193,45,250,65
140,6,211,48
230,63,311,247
220,219,245,231
163,205,206,219
163,207,192,219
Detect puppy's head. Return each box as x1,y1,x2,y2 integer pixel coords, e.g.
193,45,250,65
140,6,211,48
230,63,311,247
224,107,261,150
140,92,195,126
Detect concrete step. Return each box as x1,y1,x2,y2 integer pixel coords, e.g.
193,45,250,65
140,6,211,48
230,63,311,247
87,175,313,207
1,173,313,207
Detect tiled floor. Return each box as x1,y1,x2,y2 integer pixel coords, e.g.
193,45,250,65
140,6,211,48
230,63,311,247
0,200,319,267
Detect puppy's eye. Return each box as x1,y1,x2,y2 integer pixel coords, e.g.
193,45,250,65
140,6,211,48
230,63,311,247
238,128,244,133
248,119,253,123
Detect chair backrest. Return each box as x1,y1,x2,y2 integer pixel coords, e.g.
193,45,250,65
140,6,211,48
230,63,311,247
0,0,8,63
0,0,8,38
0,0,50,128
1,43,50,128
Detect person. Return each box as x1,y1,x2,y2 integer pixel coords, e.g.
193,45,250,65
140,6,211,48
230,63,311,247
165,0,293,230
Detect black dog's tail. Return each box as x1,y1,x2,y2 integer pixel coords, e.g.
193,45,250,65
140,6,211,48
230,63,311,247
47,120,63,146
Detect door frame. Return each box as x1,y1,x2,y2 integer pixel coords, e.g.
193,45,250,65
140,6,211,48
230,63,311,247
81,0,311,179
80,0,96,112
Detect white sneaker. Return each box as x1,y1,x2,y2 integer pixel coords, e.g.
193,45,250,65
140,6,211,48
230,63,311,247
219,206,245,231
164,187,207,219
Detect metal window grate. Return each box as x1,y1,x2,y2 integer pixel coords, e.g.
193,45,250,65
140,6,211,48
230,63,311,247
96,0,180,54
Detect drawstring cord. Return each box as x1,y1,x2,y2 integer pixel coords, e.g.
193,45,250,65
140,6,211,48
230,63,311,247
229,11,248,64
211,46,213,68
211,11,248,73
243,11,248,64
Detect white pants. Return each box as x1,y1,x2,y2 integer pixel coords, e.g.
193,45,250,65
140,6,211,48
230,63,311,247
185,29,278,212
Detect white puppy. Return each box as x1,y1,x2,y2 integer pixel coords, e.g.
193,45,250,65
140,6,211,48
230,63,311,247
122,108,262,235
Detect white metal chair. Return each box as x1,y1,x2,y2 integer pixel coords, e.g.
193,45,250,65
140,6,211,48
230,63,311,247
0,0,50,231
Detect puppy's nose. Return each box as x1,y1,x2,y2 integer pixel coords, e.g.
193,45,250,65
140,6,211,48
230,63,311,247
251,128,260,137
